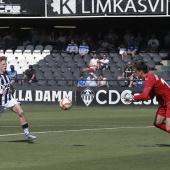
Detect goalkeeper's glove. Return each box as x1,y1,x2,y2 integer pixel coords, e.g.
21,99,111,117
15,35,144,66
123,93,135,104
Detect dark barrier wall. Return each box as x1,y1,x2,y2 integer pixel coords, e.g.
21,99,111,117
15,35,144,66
13,86,158,106
0,0,45,16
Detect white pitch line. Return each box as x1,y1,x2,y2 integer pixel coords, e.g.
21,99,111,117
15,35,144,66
0,126,154,137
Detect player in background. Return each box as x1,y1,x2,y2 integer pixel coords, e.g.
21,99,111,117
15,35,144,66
0,56,36,140
124,61,170,134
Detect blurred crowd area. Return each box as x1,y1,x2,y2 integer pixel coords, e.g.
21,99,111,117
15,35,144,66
0,26,170,56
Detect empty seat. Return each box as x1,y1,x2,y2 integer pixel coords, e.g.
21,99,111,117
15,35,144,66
17,68,24,74
123,55,132,63
44,73,54,80
38,59,47,67
57,80,68,86
44,45,53,51
23,50,35,63
20,63,29,72
83,54,91,63
14,50,23,60
73,70,82,79
47,60,57,68
109,79,119,87
5,49,15,61
159,50,168,59
147,60,155,70
60,65,69,73
0,49,4,55
37,78,47,86
16,45,25,52
44,55,54,62
66,60,75,68
109,64,119,73
27,59,37,65
152,54,162,64
7,59,18,67
47,80,57,86
76,60,86,68
113,55,122,63
42,50,51,58
113,70,122,78
40,65,50,73
64,55,73,62
33,50,44,62
109,52,118,58
116,60,126,69
56,59,66,67
18,60,28,66
142,54,152,62
50,65,59,73
25,45,34,52
118,77,127,87
63,70,73,78
35,45,44,52
70,65,79,73
74,54,82,62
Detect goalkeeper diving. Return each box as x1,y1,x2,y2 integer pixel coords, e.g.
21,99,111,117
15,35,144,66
124,61,170,134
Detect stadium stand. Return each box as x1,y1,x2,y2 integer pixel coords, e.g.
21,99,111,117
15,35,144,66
2,21,169,87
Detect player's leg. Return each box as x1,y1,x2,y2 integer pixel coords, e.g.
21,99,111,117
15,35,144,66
165,104,170,132
12,103,36,139
153,106,166,131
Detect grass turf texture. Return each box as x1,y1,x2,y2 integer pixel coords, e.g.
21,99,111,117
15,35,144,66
0,106,170,170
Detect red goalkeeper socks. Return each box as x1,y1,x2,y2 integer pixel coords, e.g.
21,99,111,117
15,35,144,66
154,123,166,131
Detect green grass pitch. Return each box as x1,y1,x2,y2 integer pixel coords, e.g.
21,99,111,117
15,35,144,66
0,105,170,170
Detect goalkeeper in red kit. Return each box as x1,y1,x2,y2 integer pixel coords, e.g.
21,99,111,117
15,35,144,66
124,61,170,133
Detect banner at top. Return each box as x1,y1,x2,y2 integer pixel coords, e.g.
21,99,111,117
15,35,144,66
47,0,167,17
0,0,45,16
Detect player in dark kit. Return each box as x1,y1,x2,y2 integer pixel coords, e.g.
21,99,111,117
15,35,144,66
124,61,170,134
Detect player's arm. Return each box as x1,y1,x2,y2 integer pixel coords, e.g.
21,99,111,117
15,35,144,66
133,87,153,101
133,74,155,101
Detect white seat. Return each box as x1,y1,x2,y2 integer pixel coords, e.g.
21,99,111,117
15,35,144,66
23,50,32,60
0,49,4,55
7,58,18,66
16,68,23,74
5,49,15,60
25,55,35,63
20,63,29,72
18,59,28,65
27,59,37,65
14,50,25,61
34,55,44,62
33,50,44,62
42,50,51,58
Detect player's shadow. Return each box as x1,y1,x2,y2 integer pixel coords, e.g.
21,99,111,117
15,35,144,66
156,144,170,147
140,144,170,147
0,140,35,144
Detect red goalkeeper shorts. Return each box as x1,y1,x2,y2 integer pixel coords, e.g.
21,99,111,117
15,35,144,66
157,104,170,118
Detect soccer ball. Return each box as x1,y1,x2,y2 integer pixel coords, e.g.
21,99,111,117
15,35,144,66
60,98,72,110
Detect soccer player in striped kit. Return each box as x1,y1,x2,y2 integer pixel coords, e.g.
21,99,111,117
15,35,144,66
0,56,36,140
